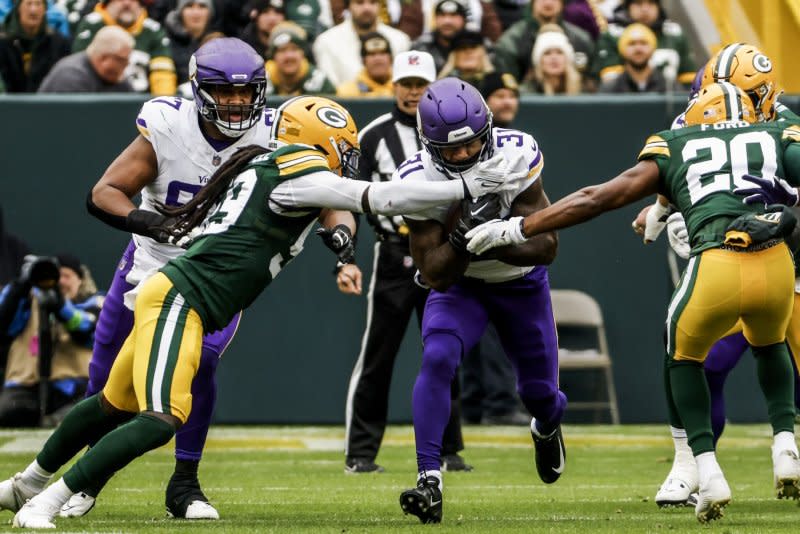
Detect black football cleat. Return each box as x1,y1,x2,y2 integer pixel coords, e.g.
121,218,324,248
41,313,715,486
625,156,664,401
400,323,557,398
531,421,566,484
165,472,219,520
441,453,473,472
400,475,443,524
344,457,385,474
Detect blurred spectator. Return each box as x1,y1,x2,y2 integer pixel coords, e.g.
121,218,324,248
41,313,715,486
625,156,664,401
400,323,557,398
479,70,517,126
410,0,465,74
0,254,103,427
595,0,620,20
494,0,594,83
38,24,133,91
438,28,492,85
0,0,71,92
598,22,674,93
0,0,70,37
313,0,409,87
283,0,326,41
329,0,423,39
337,31,392,97
164,0,212,83
595,0,694,85
562,0,606,40
239,0,285,57
415,0,501,42
71,0,177,94
522,24,582,94
265,21,333,94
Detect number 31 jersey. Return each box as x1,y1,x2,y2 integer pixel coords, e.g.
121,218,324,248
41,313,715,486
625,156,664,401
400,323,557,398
131,97,273,277
638,121,800,254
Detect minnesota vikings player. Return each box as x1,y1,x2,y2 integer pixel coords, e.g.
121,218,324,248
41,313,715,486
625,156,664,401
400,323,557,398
397,78,566,524
67,38,271,520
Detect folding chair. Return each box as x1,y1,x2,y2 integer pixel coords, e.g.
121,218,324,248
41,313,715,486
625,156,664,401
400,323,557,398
550,289,620,424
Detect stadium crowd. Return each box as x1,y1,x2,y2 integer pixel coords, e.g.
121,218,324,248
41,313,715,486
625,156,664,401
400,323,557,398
0,0,698,96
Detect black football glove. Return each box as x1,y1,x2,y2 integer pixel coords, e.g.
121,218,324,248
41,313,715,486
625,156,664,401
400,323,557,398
315,224,356,269
449,194,503,253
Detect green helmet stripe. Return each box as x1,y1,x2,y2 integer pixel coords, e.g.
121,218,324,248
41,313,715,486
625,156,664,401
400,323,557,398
720,82,740,121
714,43,742,80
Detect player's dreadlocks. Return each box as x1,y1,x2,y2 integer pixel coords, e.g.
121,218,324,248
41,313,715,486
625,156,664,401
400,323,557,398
156,144,268,238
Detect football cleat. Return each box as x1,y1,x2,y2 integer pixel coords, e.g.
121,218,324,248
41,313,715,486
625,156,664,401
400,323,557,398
773,449,800,500
441,453,473,472
400,475,442,524
0,473,38,513
165,472,219,520
531,420,566,484
59,492,96,518
694,472,731,523
344,457,385,474
656,476,698,507
12,497,59,529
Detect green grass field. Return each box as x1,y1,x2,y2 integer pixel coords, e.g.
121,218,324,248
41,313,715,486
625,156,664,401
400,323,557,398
0,424,796,533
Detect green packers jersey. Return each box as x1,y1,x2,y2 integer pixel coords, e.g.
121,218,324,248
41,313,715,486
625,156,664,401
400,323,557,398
161,145,330,331
638,121,800,255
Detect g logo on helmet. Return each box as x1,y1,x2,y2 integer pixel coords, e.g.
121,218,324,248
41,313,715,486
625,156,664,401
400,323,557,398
317,107,348,128
753,54,772,73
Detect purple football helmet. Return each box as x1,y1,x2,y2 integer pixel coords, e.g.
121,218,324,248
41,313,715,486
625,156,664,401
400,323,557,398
688,64,705,102
189,38,268,138
417,77,493,173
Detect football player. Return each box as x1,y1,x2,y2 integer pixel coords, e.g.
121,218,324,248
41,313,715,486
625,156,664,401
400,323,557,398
466,81,800,522
59,37,270,520
0,95,526,530
396,78,566,524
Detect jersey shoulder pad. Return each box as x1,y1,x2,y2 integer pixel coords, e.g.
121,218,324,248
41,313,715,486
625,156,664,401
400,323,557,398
493,128,543,179
136,97,187,139
638,133,671,160
271,144,331,177
782,124,800,143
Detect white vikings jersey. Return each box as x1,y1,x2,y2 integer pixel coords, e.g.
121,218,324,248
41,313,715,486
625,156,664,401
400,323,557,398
399,127,544,283
129,97,274,286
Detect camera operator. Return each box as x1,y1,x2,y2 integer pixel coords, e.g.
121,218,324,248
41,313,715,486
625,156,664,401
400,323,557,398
0,254,103,427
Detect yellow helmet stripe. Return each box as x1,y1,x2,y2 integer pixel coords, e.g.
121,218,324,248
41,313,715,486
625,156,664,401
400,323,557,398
720,81,740,120
714,43,742,81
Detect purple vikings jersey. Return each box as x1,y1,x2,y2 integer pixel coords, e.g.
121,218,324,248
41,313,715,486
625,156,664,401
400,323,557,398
128,99,275,293
397,127,544,282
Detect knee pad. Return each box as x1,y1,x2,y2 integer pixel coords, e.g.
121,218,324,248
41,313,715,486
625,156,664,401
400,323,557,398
422,332,462,381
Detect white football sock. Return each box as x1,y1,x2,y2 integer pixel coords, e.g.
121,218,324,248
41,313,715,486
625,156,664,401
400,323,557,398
20,460,52,492
695,452,723,487
418,470,442,491
31,478,73,510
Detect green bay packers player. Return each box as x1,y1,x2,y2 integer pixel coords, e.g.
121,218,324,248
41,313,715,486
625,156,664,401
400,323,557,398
465,82,800,523
0,96,527,530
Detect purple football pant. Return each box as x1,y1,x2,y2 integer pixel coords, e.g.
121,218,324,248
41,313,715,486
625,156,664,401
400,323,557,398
89,241,241,461
414,268,566,472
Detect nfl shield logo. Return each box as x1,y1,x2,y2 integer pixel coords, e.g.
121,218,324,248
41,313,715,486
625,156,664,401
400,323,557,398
212,154,222,166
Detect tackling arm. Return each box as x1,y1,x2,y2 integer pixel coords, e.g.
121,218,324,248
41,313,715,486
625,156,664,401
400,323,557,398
406,218,470,292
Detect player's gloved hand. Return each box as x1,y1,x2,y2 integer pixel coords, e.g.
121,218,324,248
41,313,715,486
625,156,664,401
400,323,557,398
666,212,690,259
459,153,528,200
166,225,202,249
643,200,671,243
450,194,503,253
734,174,800,207
465,216,527,255
315,224,355,268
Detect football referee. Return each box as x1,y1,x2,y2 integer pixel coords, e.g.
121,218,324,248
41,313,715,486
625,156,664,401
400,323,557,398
343,50,469,473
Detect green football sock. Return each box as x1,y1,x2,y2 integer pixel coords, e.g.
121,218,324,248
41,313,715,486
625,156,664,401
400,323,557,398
63,413,175,493
663,352,684,429
668,359,714,455
37,394,128,474
753,342,796,435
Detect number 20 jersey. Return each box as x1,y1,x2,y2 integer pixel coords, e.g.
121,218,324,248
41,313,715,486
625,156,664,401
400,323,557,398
130,97,273,284
638,121,800,254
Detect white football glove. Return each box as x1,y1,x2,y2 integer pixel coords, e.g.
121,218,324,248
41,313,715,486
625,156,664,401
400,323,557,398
167,226,203,250
465,216,526,255
666,212,690,259
643,200,671,243
459,153,529,200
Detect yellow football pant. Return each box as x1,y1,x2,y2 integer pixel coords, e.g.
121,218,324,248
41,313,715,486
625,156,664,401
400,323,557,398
103,272,203,423
667,244,795,362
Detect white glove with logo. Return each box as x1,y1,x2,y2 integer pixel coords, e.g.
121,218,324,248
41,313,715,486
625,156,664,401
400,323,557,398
643,200,671,243
167,225,203,250
465,216,527,255
459,153,529,200
666,212,690,259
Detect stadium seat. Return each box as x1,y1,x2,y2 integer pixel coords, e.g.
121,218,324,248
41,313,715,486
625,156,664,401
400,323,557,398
550,289,620,424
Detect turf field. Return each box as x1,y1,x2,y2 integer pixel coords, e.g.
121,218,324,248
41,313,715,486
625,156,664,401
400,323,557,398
0,424,796,533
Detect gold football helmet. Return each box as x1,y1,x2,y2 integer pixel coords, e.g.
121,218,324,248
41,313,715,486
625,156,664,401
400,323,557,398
684,82,756,126
702,43,780,121
270,96,360,178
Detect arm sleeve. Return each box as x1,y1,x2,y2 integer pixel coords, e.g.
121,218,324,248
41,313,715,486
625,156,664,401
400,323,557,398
271,171,465,215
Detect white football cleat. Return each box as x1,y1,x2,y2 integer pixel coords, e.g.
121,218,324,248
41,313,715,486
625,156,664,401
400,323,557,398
694,472,731,523
59,492,96,518
773,449,800,500
12,498,59,529
0,473,38,513
655,452,698,508
169,500,219,520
